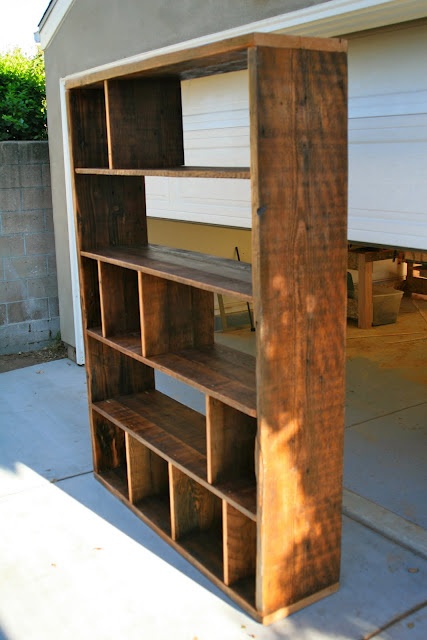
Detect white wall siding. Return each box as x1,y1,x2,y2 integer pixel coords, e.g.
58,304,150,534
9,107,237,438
146,22,427,250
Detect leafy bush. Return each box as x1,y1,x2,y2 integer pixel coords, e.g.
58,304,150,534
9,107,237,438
0,47,47,140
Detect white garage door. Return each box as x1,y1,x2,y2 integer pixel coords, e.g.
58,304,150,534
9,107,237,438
145,21,427,250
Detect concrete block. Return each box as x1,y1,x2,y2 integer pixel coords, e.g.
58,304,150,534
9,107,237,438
48,296,60,318
19,163,42,188
8,297,49,323
27,275,59,299
0,164,20,189
0,236,25,258
0,280,27,303
0,317,59,354
42,163,51,187
5,256,47,280
45,209,55,232
25,233,56,256
47,255,57,275
0,188,20,213
2,211,45,234
0,304,6,325
22,187,52,211
0,142,19,165
18,141,49,165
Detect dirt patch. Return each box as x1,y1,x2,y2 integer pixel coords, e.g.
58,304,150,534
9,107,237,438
0,342,68,373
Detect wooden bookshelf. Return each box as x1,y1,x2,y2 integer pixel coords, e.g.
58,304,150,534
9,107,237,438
67,32,348,624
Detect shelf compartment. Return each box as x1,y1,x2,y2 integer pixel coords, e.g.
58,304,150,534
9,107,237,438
92,390,207,479
206,396,257,485
139,272,214,356
86,335,155,403
99,262,140,338
80,244,252,301
106,77,184,170
125,433,171,535
86,328,256,418
68,87,109,168
91,410,128,499
74,174,148,252
80,257,101,329
223,503,256,595
170,466,223,580
75,166,250,179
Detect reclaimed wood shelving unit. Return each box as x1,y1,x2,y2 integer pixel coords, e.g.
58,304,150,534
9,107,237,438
66,32,348,624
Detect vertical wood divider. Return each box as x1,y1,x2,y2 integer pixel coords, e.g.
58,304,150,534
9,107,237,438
126,432,147,504
206,396,256,485
223,501,256,586
104,80,114,169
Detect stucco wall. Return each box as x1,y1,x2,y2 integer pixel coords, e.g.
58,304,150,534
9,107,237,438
0,141,59,354
42,0,325,349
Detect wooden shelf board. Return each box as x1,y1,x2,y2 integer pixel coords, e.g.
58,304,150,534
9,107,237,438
65,33,346,89
92,389,256,519
215,478,257,521
93,391,208,479
87,328,257,418
81,244,253,301
75,166,250,179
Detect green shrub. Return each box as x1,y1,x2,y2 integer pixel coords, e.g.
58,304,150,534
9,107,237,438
0,47,47,141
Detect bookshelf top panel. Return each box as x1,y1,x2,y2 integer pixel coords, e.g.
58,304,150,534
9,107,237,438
65,32,347,89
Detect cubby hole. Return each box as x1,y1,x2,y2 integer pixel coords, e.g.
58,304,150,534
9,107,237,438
139,273,214,357
223,503,256,606
99,263,140,340
170,467,223,579
69,86,109,168
206,397,257,486
86,335,155,403
74,173,147,252
126,435,171,535
91,410,128,499
80,257,101,330
106,77,184,169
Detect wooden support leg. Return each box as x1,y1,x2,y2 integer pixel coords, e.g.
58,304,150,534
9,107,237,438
358,253,373,328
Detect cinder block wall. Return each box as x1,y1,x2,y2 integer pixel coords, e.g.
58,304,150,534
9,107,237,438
0,141,60,355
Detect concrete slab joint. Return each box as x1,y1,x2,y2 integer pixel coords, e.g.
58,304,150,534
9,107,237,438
0,141,58,355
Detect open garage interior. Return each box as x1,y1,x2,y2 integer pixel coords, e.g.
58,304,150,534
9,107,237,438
215,286,427,551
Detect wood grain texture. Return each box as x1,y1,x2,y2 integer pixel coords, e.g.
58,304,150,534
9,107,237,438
125,432,169,502
65,33,346,89
86,328,257,417
75,174,147,251
250,45,347,614
75,166,250,179
91,410,128,500
223,502,256,586
99,262,140,337
68,88,108,168
106,77,184,169
81,244,253,301
170,466,222,545
86,335,154,403
139,273,214,356
80,258,101,329
206,396,257,484
93,390,207,478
